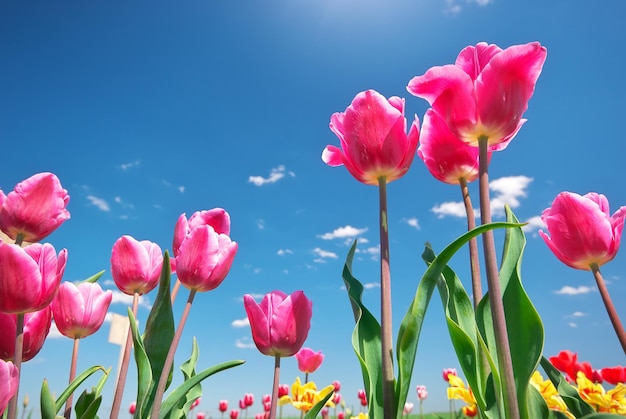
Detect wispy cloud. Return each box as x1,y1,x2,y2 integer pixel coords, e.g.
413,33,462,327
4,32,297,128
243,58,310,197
522,216,544,233
109,289,152,309
231,318,250,328
277,249,293,256
119,160,141,171
554,285,595,295
87,195,110,212
248,165,295,186
312,247,338,259
444,0,492,15
432,201,470,219
319,225,368,240
404,217,421,230
114,196,134,210
235,337,256,349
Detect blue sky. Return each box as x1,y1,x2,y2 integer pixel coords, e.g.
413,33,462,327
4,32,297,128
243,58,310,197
2,0,626,416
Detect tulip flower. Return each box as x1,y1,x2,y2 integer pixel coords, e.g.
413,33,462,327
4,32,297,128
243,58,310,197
295,348,324,375
238,399,246,410
0,307,51,362
442,368,457,382
601,366,626,385
173,209,231,257
278,385,289,398
407,41,547,150
278,377,335,413
197,413,206,419
402,402,414,416
332,381,340,392
416,385,428,401
110,235,163,296
230,409,239,419
51,281,112,339
219,400,229,414
322,89,419,186
129,402,136,414
244,393,254,407
0,172,70,244
0,360,19,415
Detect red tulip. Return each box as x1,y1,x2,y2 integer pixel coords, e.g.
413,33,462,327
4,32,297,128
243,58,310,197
230,409,239,419
262,394,271,404
110,235,163,295
408,42,547,150
295,347,324,373
0,172,70,243
129,402,136,414
51,281,112,339
277,384,289,398
540,192,626,270
0,307,52,362
442,367,457,382
173,209,231,257
337,412,345,419
332,393,341,405
218,400,228,413
322,89,419,185
197,413,206,419
244,290,312,357
549,350,578,381
0,242,67,314
601,366,626,385
244,393,254,407
0,360,18,415
357,389,366,400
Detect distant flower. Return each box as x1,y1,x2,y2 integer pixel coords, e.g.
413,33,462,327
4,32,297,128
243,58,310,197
278,384,290,398
191,397,201,409
601,366,626,385
278,377,335,413
0,360,18,415
442,367,457,382
197,413,206,419
332,381,341,392
332,393,341,405
337,412,345,419
416,385,428,401
218,400,229,413
51,281,112,339
129,402,136,414
230,409,239,419
447,374,477,418
295,347,324,373
110,235,163,295
244,393,254,407
403,402,414,416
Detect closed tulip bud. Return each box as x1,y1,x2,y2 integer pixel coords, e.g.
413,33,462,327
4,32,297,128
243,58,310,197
295,347,324,373
238,399,246,410
129,402,136,414
111,235,163,295
218,400,228,413
173,209,231,257
0,306,52,362
416,385,428,401
0,172,70,243
244,393,254,407
244,290,312,357
0,242,67,314
197,413,206,419
337,412,345,419
332,380,340,392
51,281,112,339
442,367,457,382
230,409,239,419
0,360,19,415
277,384,289,398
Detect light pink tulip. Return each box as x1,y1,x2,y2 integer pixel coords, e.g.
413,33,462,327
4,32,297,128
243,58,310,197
416,385,428,401
173,209,231,257
295,347,324,373
539,192,626,270
111,235,163,295
0,172,70,243
0,360,19,415
442,367,457,382
244,290,312,357
418,109,491,184
51,281,112,339
0,306,52,362
322,89,420,185
408,42,547,150
403,402,414,415
0,242,67,313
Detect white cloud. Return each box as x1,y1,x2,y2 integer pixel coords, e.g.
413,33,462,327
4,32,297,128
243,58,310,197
119,160,140,170
87,195,110,212
522,216,544,233
231,318,250,328
568,322,578,328
47,321,64,339
257,219,265,230
489,176,533,217
319,225,368,240
432,201,468,218
277,249,293,256
312,247,338,259
554,285,595,296
248,165,294,186
569,311,586,318
235,337,256,349
178,186,185,194
109,290,152,309
404,217,421,230
356,246,379,256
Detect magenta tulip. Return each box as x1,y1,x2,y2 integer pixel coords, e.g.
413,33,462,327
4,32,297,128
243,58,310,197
0,306,52,362
295,347,324,373
175,218,237,293
111,235,163,295
408,42,547,150
244,290,312,357
51,281,112,339
0,242,67,314
0,172,70,243
218,400,228,413
173,209,231,257
539,192,626,270
322,89,419,185
0,360,19,415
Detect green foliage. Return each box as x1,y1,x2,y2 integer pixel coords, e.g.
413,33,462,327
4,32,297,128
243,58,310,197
303,388,335,419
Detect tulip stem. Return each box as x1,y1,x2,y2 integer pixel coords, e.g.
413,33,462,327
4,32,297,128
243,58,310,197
269,355,281,419
591,264,626,353
477,136,518,419
7,313,24,419
171,279,181,304
64,338,80,419
377,176,395,419
110,293,139,419
459,178,483,309
151,289,197,419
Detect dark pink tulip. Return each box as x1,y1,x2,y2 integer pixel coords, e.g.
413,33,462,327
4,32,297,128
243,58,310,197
191,397,201,409
357,389,366,400
197,413,206,419
0,306,52,362
0,172,70,243
0,242,67,313
277,384,289,398
173,209,231,257
110,235,163,295
332,393,341,405
0,360,19,415
337,412,345,419
295,347,324,373
238,399,246,410
244,393,254,407
442,367,457,382
129,402,136,414
262,394,271,404
539,192,626,270
322,89,420,185
418,109,491,184
332,380,340,392
244,290,312,357
51,281,112,339
218,400,228,413
408,42,547,150
175,215,238,293
230,409,239,419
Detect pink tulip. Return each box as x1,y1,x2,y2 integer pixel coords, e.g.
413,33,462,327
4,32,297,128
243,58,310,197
277,384,289,398
408,42,547,150
403,402,414,415
321,407,329,419
337,412,345,419
129,402,136,414
442,367,457,382
332,393,341,405
110,235,163,295
262,394,271,404
0,172,70,243
332,380,340,392
51,281,112,339
197,413,206,419
357,389,366,401
0,242,67,313
0,360,19,415
244,393,254,407
295,347,324,373
218,400,228,413
230,409,239,419
175,210,238,293
322,89,420,185
238,399,246,410
244,290,312,357
0,307,52,362
191,397,201,409
539,192,626,270
418,109,491,184
416,385,428,401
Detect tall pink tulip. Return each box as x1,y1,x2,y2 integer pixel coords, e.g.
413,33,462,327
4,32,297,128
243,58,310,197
0,360,18,415
0,242,67,314
322,89,419,185
0,172,70,243
0,307,52,362
173,209,231,257
295,347,324,374
110,235,163,295
407,41,547,150
244,290,312,357
51,282,112,339
539,192,626,270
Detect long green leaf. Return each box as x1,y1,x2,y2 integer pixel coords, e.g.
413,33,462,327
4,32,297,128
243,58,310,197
40,379,60,419
171,337,203,417
303,390,334,419
129,308,153,418
539,357,595,417
54,366,107,414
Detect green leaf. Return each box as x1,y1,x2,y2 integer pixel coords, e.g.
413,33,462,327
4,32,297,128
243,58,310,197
539,357,595,417
80,270,105,284
53,366,107,414
129,308,153,418
159,359,245,419
303,390,334,419
40,379,60,419
171,337,203,417
342,240,384,419
74,389,102,419
526,383,549,419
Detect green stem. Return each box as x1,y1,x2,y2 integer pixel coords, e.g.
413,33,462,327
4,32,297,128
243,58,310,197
7,313,24,419
150,289,197,419
459,178,482,309
377,176,394,419
64,338,80,419
591,264,626,353
269,355,281,419
477,136,518,419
